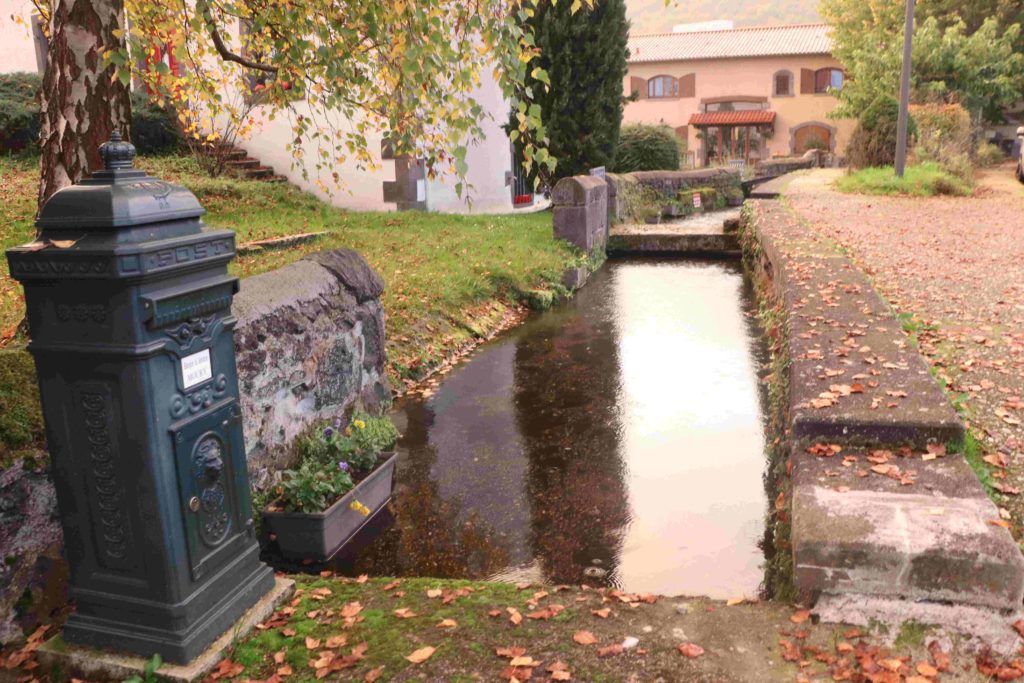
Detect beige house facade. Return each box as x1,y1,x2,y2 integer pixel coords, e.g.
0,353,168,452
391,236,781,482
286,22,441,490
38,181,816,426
623,24,855,167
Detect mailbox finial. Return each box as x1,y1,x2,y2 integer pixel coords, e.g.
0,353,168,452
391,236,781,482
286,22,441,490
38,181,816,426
99,130,136,170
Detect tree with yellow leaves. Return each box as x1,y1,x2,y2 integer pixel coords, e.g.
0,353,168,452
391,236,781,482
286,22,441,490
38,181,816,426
37,0,599,209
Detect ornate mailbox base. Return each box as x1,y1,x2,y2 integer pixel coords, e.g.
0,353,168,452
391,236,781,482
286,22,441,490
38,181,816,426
38,577,292,681
61,550,275,664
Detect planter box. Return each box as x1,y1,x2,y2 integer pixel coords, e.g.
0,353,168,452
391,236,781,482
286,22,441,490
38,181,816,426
263,452,397,561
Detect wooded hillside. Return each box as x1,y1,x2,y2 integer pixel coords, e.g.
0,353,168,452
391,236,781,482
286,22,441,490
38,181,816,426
627,0,820,34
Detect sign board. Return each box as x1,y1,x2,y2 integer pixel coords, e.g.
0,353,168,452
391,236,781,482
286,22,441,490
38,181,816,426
693,193,702,209
589,166,606,179
181,349,213,389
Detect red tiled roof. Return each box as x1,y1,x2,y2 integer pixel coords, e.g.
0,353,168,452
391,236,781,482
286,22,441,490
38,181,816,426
689,111,777,126
628,24,833,63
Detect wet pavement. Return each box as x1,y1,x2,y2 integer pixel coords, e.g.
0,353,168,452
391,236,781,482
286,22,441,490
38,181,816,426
319,259,770,599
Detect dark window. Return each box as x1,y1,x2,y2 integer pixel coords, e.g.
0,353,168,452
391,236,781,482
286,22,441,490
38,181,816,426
814,68,844,94
773,71,792,96
648,75,679,99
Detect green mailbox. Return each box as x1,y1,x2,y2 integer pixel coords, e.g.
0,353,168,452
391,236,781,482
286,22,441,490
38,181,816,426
6,134,274,663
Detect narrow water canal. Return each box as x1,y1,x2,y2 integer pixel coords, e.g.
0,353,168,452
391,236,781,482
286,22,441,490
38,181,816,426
334,258,770,599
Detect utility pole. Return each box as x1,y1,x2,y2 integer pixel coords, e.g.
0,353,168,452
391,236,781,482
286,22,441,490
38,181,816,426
894,0,916,177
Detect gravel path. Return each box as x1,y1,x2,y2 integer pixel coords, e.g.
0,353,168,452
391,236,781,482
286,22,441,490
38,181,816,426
785,166,1024,520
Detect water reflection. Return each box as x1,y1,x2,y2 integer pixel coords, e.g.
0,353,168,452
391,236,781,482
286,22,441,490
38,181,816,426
323,259,769,598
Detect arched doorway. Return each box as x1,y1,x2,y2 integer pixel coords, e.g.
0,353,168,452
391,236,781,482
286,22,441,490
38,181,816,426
791,122,835,155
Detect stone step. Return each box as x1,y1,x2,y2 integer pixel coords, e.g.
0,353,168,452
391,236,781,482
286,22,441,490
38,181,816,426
226,158,260,170
244,166,275,179
792,446,1024,611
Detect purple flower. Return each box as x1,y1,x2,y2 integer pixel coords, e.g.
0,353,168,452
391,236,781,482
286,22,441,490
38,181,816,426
323,426,334,439
338,461,350,472
334,417,343,429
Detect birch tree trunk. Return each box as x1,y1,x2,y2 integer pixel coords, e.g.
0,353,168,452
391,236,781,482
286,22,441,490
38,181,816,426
38,0,130,213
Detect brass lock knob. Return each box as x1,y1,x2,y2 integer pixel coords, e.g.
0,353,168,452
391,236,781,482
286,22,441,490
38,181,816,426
189,496,200,512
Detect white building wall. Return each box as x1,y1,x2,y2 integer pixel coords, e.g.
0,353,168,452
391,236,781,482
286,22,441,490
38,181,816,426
232,69,525,214
0,0,46,74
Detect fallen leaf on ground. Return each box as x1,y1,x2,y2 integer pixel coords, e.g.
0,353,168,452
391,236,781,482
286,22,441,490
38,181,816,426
597,644,624,657
508,607,523,625
393,608,416,619
984,453,1010,469
678,643,705,658
510,656,541,667
496,647,527,658
573,631,597,645
436,618,457,629
340,601,363,618
406,646,436,664
592,608,611,618
426,589,443,598
304,637,320,650
790,609,811,624
364,666,385,682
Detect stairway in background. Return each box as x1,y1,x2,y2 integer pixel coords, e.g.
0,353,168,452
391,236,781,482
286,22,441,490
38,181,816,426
217,144,289,183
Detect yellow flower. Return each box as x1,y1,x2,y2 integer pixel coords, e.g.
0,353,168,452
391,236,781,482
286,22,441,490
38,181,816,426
349,500,371,517
354,419,366,430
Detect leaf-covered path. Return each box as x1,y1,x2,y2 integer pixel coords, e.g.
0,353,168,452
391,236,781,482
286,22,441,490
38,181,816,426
785,166,1024,526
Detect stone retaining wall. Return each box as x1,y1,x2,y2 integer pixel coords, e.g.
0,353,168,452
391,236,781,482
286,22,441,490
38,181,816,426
753,151,823,178
605,168,743,224
742,199,1024,624
234,248,390,476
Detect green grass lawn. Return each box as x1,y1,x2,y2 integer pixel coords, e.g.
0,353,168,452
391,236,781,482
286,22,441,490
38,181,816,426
0,154,581,464
834,162,973,197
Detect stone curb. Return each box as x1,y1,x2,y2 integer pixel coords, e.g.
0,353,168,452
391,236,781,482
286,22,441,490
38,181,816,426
743,199,1024,618
607,233,739,255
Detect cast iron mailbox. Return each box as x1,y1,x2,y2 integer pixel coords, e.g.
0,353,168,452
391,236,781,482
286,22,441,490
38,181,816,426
6,134,274,663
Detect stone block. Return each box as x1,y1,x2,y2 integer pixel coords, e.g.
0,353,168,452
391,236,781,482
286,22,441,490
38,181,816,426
553,205,593,251
551,175,606,207
551,175,607,252
792,452,1024,610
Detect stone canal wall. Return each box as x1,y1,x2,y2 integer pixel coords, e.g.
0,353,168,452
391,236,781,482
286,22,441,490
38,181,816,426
742,199,1024,627
233,248,390,473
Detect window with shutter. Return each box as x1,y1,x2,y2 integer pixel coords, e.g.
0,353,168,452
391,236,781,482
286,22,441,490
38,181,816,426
648,75,679,99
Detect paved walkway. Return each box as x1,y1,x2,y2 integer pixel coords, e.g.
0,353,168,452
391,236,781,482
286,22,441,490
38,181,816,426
784,166,1024,524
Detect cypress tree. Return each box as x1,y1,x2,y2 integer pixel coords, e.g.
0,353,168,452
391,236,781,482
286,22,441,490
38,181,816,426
516,0,630,186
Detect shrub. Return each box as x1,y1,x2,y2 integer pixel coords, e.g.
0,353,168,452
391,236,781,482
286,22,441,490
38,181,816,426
131,91,184,155
0,73,42,153
910,103,973,178
976,140,1008,167
847,97,917,169
0,77,183,156
611,124,681,172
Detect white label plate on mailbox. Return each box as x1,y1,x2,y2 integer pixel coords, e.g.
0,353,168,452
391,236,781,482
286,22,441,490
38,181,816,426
181,349,213,389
